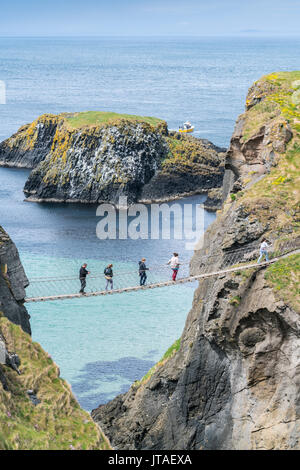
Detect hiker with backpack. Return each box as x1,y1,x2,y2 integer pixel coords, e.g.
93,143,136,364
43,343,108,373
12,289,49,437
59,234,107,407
138,258,149,286
104,264,114,291
167,253,180,281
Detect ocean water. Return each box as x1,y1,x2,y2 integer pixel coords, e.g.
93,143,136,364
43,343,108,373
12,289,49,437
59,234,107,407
1,36,300,146
0,36,299,411
0,166,214,410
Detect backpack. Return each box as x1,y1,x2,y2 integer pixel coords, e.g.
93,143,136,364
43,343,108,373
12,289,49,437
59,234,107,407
104,267,112,279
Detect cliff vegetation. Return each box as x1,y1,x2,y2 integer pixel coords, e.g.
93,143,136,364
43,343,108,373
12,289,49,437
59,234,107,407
0,111,224,206
92,72,300,450
0,226,111,450
0,313,110,450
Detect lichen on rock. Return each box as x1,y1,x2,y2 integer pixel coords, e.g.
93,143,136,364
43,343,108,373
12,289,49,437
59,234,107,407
23,118,169,204
0,226,111,450
0,227,30,335
0,111,225,205
91,72,300,450
0,313,110,450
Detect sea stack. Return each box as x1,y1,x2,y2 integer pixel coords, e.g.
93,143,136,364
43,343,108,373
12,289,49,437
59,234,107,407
0,111,225,206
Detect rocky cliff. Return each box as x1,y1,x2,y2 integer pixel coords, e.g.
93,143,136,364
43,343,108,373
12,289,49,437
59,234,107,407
0,111,225,206
0,227,31,335
92,72,300,450
0,225,110,450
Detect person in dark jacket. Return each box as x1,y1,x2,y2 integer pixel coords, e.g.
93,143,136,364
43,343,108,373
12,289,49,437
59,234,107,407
79,263,90,294
104,264,113,291
138,258,149,286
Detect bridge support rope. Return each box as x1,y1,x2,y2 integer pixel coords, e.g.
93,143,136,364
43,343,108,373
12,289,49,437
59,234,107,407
24,247,300,303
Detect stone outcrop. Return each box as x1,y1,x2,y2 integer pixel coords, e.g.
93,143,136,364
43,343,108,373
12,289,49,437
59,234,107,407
0,226,31,335
0,112,225,205
23,118,169,205
0,226,111,450
225,72,295,196
0,115,60,168
92,72,300,450
0,312,110,450
139,133,225,206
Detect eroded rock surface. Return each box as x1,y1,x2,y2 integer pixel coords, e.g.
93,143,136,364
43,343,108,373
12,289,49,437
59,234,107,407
0,113,225,205
92,72,300,450
0,227,30,335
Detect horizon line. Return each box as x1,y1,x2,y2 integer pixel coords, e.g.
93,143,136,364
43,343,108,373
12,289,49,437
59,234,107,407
1,33,300,38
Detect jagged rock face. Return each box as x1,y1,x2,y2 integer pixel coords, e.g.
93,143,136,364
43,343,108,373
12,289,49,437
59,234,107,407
92,72,300,450
0,227,31,335
225,78,293,195
23,120,169,204
0,115,60,168
93,211,299,450
0,228,110,450
0,113,225,204
226,118,292,183
140,135,225,204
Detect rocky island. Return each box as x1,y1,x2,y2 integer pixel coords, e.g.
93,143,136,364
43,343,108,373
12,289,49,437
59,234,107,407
0,111,225,208
91,72,300,450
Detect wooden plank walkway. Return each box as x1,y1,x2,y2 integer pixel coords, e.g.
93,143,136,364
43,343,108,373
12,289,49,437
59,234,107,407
24,249,300,303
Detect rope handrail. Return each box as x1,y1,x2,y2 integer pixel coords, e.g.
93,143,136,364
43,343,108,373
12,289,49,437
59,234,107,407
24,244,259,282
24,247,300,303
26,237,299,283
22,237,300,302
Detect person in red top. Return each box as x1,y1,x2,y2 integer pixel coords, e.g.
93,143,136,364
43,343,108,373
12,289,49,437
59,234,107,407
167,253,180,281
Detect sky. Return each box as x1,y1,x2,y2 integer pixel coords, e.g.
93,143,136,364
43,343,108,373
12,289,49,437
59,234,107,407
1,0,300,37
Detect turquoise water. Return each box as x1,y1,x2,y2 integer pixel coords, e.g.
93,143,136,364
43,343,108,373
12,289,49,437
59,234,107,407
1,167,209,411
1,36,300,411
23,252,196,411
26,272,195,411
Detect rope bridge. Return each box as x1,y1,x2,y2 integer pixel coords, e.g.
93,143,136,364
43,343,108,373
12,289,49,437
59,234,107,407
24,238,300,303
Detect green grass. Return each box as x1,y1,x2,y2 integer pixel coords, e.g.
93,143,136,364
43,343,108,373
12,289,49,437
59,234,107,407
229,295,241,306
161,134,223,173
243,71,300,142
227,71,300,240
65,111,164,129
0,313,110,450
133,338,181,388
264,253,300,312
242,100,280,142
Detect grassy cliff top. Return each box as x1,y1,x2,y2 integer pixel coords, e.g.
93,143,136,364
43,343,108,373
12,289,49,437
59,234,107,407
225,71,300,243
64,111,165,129
133,338,181,389
242,71,300,141
264,253,300,312
3,110,168,157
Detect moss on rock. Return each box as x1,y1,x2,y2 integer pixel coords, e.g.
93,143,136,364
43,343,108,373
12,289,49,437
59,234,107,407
0,315,110,450
226,71,300,246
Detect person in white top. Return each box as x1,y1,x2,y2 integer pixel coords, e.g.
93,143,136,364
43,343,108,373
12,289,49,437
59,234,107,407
167,253,180,281
257,239,271,263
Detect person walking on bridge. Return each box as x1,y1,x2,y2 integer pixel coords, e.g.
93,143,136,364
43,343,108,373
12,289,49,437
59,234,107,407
104,264,114,291
257,239,271,263
167,253,180,281
79,263,90,294
139,258,149,286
